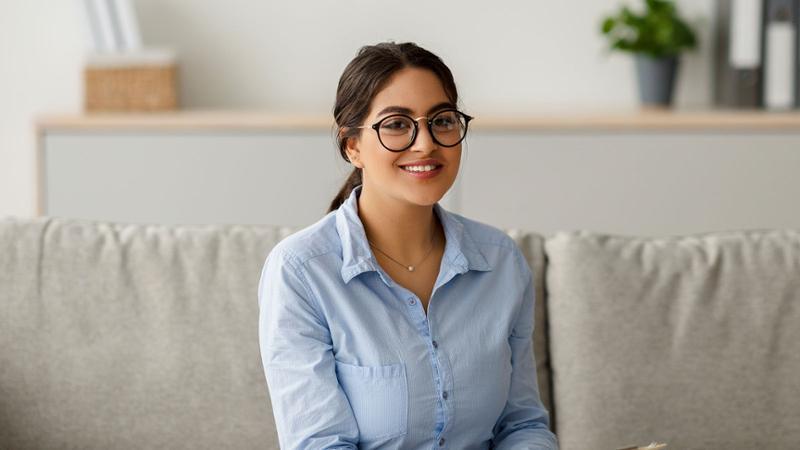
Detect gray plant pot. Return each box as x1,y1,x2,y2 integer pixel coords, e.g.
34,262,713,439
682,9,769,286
634,54,680,107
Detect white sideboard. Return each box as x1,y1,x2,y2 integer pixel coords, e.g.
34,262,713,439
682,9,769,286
37,110,800,236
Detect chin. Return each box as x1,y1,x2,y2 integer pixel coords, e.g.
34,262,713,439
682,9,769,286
406,185,451,207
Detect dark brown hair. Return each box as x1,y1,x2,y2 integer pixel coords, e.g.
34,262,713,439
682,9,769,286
327,41,460,213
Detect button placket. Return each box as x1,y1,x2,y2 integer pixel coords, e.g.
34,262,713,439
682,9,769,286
434,343,454,439
402,290,450,443
428,336,447,436
402,294,428,334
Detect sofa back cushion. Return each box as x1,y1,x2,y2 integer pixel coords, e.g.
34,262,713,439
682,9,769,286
545,230,800,449
0,217,293,449
506,230,553,420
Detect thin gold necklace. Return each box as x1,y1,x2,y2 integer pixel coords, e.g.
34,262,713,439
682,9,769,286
368,222,437,272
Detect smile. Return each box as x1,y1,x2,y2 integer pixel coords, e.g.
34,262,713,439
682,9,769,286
398,164,444,179
400,164,441,172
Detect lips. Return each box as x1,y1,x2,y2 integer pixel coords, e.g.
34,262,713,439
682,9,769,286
399,164,444,179
398,158,443,167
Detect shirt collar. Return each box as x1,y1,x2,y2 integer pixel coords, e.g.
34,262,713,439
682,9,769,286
335,184,491,285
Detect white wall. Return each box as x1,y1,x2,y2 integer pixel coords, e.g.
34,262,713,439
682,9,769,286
0,0,715,218
0,1,84,218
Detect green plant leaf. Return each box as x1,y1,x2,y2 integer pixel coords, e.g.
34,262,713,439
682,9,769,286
601,17,616,34
598,0,697,55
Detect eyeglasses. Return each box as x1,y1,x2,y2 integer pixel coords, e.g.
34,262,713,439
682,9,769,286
355,108,474,152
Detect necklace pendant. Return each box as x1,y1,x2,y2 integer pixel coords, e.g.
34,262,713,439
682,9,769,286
407,265,414,272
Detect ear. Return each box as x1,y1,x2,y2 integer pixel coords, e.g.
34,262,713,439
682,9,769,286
343,133,364,169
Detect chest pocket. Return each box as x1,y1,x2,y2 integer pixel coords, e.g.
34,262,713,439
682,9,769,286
334,360,408,442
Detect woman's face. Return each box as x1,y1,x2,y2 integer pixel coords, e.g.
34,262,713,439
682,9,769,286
345,66,462,208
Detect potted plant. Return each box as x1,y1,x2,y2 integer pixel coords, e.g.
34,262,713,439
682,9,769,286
600,0,698,107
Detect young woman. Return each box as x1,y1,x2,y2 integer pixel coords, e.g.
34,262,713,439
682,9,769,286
258,41,558,449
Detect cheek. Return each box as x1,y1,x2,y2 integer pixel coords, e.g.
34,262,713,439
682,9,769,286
362,145,400,172
447,149,462,171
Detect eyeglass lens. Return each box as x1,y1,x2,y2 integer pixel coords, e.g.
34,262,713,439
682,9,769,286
378,110,468,151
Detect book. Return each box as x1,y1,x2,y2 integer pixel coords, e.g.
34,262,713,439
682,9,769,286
713,0,763,108
110,0,142,51
90,0,120,52
797,0,800,108
731,0,764,68
763,0,797,109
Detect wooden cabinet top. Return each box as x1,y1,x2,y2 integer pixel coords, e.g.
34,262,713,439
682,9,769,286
36,108,800,132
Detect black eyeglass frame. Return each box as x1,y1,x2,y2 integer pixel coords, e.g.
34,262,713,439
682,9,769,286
355,108,474,152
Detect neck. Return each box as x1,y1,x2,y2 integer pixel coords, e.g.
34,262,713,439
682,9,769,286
356,185,443,263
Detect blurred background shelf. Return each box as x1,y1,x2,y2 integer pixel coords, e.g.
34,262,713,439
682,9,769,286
36,109,800,235
36,108,800,131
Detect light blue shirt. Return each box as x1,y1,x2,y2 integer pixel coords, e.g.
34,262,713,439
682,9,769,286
258,184,558,449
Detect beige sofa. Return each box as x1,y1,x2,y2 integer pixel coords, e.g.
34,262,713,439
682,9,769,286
1,216,799,449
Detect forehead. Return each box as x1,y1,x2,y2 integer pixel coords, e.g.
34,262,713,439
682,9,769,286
369,67,452,118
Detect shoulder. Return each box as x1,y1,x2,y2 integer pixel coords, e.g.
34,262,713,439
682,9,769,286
258,211,340,310
266,210,340,269
448,210,520,254
447,210,530,279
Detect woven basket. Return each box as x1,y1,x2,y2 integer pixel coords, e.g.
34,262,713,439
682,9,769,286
84,64,178,112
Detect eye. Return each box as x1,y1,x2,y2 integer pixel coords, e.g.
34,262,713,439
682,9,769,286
432,114,457,130
383,120,407,129
381,118,411,130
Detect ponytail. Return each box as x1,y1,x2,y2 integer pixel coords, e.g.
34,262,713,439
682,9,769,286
327,168,362,213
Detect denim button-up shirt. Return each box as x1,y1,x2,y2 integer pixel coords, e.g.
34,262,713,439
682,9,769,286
258,184,558,449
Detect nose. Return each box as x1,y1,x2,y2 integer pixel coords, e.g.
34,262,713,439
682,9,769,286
409,118,438,152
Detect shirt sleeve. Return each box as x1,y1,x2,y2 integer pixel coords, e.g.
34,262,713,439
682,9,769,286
490,246,559,450
258,247,359,449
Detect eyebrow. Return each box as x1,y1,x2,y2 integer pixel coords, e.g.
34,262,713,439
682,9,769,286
376,101,455,118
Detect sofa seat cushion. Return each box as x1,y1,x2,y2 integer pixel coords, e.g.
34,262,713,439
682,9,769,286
545,229,800,450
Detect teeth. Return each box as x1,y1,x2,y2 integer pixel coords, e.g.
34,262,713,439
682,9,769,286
402,165,438,172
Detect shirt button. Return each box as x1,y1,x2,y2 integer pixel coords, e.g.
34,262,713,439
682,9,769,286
409,298,416,305
439,437,446,446
432,340,438,348
442,390,448,400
